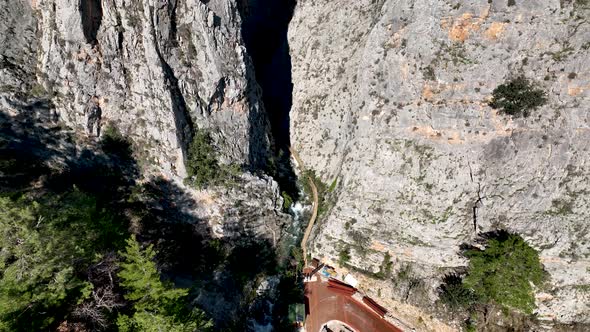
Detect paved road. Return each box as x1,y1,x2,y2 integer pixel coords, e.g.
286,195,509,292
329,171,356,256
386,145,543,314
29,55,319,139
289,147,319,267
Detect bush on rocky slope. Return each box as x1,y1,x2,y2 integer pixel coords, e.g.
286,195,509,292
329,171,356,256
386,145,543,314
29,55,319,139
186,130,220,188
440,231,546,316
117,236,213,332
489,76,547,117
185,130,242,188
464,232,546,314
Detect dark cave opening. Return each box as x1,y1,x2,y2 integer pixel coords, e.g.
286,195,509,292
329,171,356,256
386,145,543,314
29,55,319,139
79,0,103,44
238,0,299,200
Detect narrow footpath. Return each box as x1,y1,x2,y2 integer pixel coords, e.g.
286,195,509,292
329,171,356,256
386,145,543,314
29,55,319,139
289,147,318,267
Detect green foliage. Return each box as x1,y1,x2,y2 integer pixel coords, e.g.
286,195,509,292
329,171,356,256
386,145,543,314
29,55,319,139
422,65,436,81
439,274,476,310
374,252,393,279
328,177,338,192
302,169,333,217
117,236,212,332
282,191,293,210
186,130,219,188
28,83,48,98
101,124,132,158
463,232,545,314
185,130,242,188
338,247,351,266
0,190,118,330
489,76,547,117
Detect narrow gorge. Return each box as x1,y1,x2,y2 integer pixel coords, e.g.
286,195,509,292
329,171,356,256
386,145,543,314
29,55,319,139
0,0,589,331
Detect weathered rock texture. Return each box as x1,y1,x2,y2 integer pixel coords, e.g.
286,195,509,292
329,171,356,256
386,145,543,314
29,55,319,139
289,0,590,327
0,0,38,92
34,0,270,177
0,0,292,326
15,0,294,243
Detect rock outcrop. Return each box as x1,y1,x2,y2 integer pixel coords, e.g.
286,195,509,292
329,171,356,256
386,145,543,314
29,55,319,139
288,0,590,327
34,0,270,177
3,0,590,329
1,0,292,327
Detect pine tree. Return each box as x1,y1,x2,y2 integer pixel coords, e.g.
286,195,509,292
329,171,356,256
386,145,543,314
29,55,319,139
117,236,212,332
0,196,94,330
463,233,546,314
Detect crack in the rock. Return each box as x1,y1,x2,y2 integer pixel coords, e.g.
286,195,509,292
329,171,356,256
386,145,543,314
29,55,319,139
79,0,103,45
472,182,484,232
148,6,194,161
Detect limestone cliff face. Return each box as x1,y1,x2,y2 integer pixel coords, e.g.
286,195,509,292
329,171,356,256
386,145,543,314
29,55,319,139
18,0,292,243
0,0,37,92
289,0,590,327
1,0,291,326
34,0,270,177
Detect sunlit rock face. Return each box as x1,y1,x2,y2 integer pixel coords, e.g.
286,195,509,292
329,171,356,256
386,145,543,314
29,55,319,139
288,0,590,326
33,0,270,177
0,1,291,326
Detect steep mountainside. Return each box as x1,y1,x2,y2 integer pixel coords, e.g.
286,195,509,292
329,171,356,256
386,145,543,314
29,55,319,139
289,0,590,329
2,0,590,330
35,0,269,176
0,0,296,329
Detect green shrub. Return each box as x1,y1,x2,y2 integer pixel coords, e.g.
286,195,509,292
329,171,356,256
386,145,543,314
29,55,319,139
374,252,393,279
281,191,293,210
117,236,212,332
301,169,333,217
439,274,476,309
28,83,48,98
463,232,546,314
439,232,546,315
0,190,122,330
489,76,547,117
338,247,351,266
185,130,242,188
101,124,132,158
186,130,218,188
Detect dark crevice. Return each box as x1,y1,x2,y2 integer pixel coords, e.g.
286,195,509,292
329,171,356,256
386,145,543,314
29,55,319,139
472,183,483,232
149,6,194,162
238,0,299,200
79,0,102,45
207,77,226,114
167,0,179,49
111,1,124,54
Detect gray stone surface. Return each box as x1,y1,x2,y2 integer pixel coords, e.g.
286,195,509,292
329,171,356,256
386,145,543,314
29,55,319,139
2,0,589,328
34,0,270,177
0,0,37,91
288,0,590,326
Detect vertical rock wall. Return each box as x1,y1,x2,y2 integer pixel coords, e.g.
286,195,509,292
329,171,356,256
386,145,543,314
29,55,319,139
288,0,590,327
35,0,270,177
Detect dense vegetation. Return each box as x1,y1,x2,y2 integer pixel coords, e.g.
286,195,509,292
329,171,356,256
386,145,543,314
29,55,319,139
117,236,212,332
439,231,546,324
0,109,304,331
186,130,220,188
185,130,241,188
489,76,547,117
0,193,114,330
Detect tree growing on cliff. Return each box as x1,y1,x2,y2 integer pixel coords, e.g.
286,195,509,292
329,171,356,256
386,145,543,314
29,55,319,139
0,191,116,330
186,130,220,188
489,76,547,117
440,231,546,316
185,130,243,188
463,232,545,314
117,236,212,332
